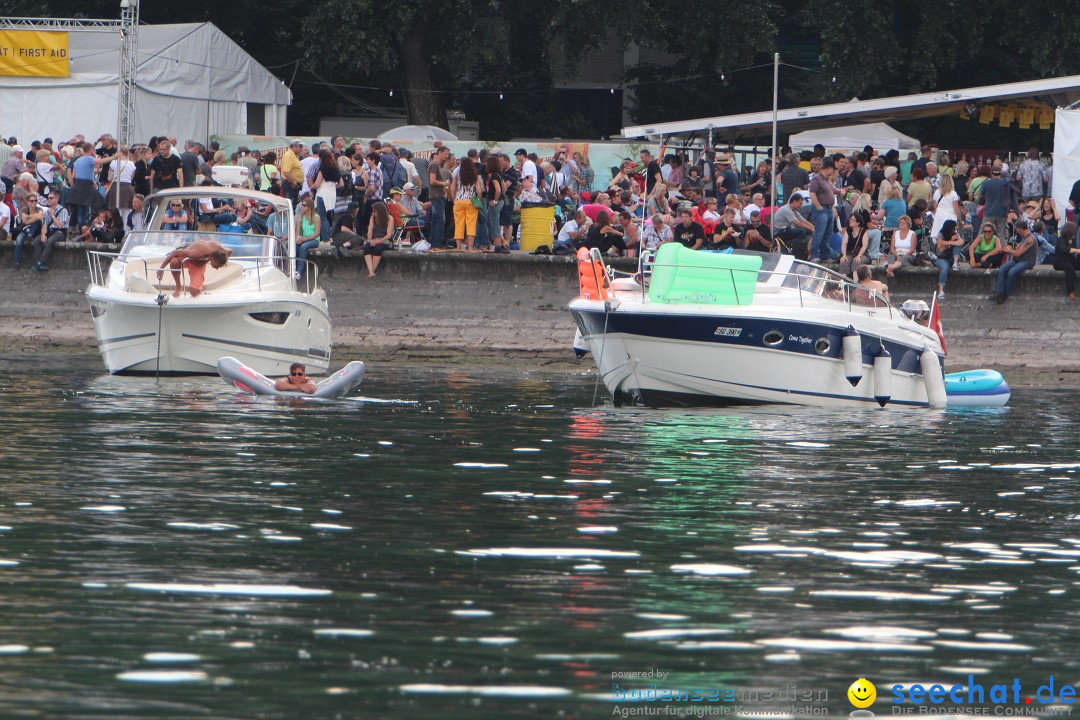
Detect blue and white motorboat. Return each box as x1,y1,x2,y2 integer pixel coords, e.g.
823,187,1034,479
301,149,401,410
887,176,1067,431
568,245,947,409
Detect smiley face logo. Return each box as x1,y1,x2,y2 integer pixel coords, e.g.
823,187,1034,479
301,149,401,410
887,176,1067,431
848,678,876,708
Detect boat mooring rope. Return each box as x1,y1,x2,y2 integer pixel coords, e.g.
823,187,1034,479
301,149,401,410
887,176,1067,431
590,304,611,407
155,293,167,380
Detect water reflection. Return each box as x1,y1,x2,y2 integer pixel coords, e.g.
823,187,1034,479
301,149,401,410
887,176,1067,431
0,358,1076,718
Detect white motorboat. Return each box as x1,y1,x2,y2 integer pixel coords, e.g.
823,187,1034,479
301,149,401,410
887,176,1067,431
86,184,331,375
568,245,947,409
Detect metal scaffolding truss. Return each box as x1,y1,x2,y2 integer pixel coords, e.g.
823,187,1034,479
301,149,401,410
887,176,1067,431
118,2,140,146
0,17,121,31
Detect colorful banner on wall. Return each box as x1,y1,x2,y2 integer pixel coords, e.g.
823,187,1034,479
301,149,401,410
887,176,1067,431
0,30,69,77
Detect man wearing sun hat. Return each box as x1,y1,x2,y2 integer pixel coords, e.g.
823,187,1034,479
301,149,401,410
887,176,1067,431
715,153,740,201
384,186,405,230
281,138,304,202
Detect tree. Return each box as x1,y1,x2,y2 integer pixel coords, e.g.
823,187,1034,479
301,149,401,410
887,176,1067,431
300,0,494,128
619,0,780,128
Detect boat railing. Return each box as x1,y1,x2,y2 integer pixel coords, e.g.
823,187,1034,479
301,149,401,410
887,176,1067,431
87,251,319,295
595,249,892,318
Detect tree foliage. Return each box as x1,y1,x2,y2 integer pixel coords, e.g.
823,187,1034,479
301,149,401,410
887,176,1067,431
5,0,1080,142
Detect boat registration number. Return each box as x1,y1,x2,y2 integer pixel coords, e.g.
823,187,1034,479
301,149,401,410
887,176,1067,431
713,327,742,337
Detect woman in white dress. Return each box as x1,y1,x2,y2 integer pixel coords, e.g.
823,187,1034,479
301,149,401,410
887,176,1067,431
930,174,965,241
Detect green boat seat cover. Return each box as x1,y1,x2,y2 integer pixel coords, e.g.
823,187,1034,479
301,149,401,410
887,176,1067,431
647,244,761,305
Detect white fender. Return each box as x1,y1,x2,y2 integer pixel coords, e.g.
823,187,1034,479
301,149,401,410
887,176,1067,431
842,325,863,386
920,347,947,409
873,346,892,407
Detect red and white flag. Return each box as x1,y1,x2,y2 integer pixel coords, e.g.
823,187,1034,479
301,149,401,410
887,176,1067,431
929,296,947,355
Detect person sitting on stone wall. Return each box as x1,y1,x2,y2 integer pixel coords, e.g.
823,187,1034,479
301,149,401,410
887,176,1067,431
1051,221,1080,300
990,219,1038,304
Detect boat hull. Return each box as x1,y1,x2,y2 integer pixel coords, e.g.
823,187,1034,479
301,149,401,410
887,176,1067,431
570,304,943,409
86,287,331,376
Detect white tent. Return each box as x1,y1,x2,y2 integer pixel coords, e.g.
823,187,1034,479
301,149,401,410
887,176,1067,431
377,125,459,142
1052,108,1079,214
0,23,290,145
788,123,921,153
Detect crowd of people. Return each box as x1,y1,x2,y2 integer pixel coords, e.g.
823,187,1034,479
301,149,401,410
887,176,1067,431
550,142,1077,304
0,133,236,271
2,133,1078,299
760,143,1076,303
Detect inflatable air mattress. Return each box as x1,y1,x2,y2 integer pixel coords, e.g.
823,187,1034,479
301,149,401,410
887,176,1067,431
944,369,1010,407
217,356,365,398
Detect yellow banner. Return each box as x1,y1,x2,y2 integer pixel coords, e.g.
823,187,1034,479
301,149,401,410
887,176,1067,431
0,30,69,77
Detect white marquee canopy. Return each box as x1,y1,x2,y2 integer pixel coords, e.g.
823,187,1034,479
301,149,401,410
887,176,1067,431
622,74,1080,140
0,22,291,145
788,122,921,152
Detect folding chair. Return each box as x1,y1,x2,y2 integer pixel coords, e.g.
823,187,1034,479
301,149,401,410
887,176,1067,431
390,213,427,249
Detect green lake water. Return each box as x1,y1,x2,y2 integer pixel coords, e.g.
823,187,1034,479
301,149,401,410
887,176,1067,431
0,358,1077,719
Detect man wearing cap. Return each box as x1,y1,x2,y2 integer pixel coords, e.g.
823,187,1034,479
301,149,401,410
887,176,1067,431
398,182,429,242
992,219,1037,304
1,144,25,194
399,182,426,218
281,139,304,202
515,148,537,187
978,165,1016,242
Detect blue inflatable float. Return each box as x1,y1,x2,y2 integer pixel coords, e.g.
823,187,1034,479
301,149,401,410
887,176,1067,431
944,369,1010,407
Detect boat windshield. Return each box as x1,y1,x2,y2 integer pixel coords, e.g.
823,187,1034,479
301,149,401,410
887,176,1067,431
118,191,292,263
729,250,856,298
120,229,278,262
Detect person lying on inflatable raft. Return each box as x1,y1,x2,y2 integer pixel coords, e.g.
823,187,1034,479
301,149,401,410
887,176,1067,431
274,363,316,394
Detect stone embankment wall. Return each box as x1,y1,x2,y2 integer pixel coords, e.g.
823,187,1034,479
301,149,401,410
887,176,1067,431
1,242,1077,383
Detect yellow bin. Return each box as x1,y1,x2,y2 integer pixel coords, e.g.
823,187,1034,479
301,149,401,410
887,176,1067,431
519,205,555,252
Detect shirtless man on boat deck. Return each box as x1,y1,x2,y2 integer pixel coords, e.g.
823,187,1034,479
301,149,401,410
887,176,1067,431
156,238,232,297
